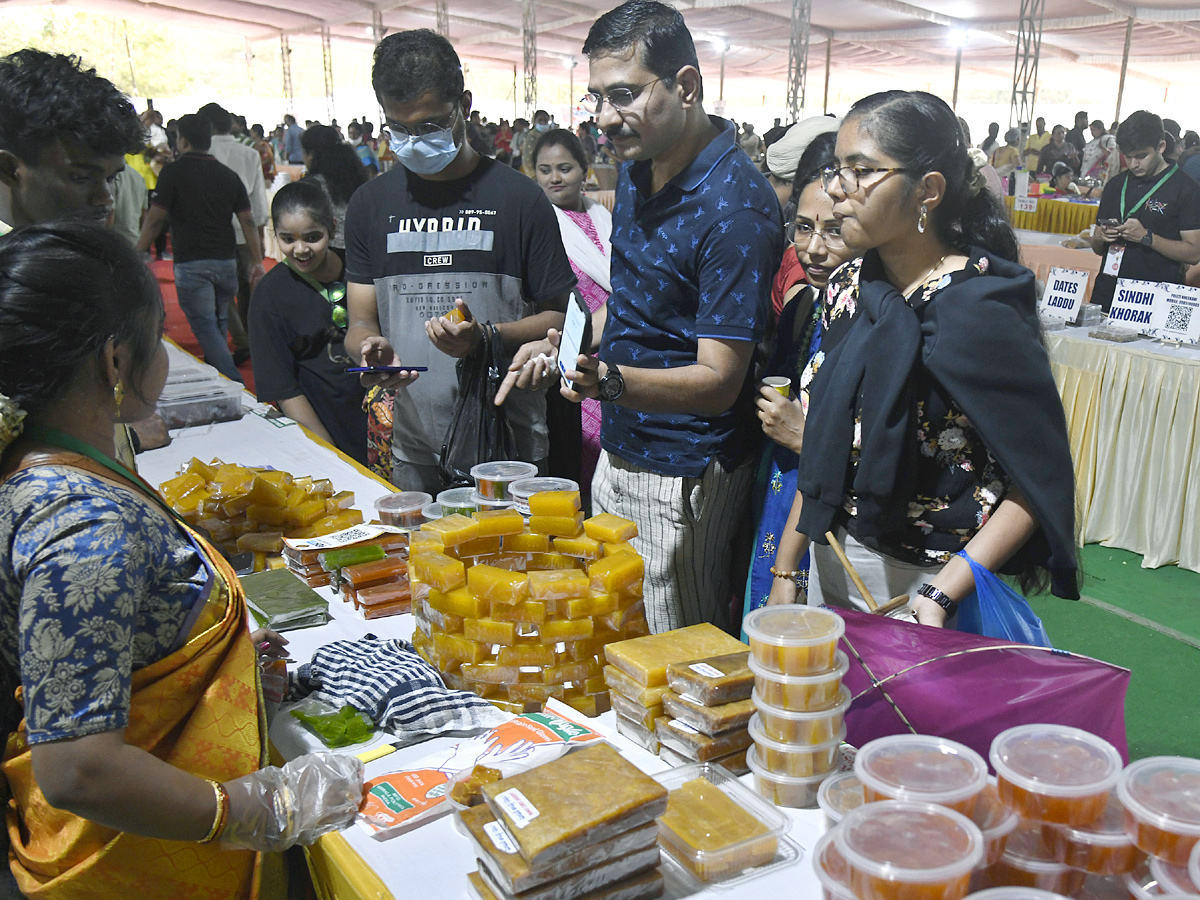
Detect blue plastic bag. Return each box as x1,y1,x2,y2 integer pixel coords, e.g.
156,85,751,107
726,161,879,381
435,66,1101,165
954,550,1053,648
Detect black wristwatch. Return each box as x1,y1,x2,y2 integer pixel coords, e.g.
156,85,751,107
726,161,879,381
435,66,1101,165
917,582,957,617
597,364,625,402
1140,232,1153,247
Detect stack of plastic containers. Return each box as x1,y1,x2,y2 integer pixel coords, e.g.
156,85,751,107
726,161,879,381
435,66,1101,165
742,605,848,808
508,477,580,518
470,461,538,512
1115,756,1200,899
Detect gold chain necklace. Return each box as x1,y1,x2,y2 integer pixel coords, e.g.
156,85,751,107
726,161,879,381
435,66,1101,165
906,251,949,299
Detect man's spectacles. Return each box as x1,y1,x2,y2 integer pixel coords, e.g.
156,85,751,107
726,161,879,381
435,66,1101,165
579,79,662,115
787,221,845,249
820,165,910,194
387,106,460,141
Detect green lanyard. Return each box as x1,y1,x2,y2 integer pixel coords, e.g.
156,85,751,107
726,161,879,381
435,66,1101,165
26,426,187,527
1120,164,1176,221
283,258,348,329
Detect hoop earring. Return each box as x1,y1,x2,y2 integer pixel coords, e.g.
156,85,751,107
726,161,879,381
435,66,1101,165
917,205,928,234
114,380,125,416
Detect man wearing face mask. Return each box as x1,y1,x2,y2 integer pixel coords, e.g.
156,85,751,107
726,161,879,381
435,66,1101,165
345,31,576,494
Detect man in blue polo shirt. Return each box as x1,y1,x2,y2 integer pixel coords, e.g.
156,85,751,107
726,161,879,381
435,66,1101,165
498,0,782,633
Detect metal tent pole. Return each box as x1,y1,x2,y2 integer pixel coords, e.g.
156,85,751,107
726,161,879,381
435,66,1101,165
786,0,812,122
280,34,294,114
321,26,334,124
522,0,536,119
1115,17,1133,123
1007,0,1044,131
436,0,449,37
952,45,962,109
822,34,831,115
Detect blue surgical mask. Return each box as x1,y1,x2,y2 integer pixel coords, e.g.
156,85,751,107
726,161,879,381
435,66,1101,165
534,123,550,133
388,117,461,175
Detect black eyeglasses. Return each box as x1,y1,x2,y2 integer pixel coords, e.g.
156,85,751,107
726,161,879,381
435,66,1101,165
387,106,460,141
579,79,661,115
821,165,910,194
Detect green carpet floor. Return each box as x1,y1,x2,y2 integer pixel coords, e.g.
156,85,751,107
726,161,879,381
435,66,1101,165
1028,545,1200,760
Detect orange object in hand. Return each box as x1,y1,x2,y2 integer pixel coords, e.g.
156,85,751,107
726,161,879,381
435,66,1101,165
444,306,466,324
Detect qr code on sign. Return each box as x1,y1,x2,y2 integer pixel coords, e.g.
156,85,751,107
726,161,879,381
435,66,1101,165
1165,305,1193,332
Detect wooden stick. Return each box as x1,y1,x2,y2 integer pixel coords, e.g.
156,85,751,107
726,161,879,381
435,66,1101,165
824,530,879,611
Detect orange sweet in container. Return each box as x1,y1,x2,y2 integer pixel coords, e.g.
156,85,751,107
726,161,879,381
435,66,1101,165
973,778,1019,867
813,829,857,900
855,734,989,817
744,745,827,809
835,800,983,900
747,651,849,712
752,685,850,744
748,713,843,778
373,491,431,527
1042,792,1144,875
1149,854,1200,897
974,818,1086,896
1192,840,1200,893
990,725,1123,826
818,770,865,830
1116,756,1200,866
742,604,844,676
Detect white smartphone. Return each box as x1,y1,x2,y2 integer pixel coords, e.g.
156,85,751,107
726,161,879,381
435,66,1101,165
557,292,592,391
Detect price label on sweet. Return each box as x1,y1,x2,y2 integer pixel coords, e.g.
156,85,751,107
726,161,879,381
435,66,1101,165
1039,267,1089,323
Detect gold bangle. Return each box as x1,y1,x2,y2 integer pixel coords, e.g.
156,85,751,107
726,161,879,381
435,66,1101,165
199,780,229,844
769,565,800,580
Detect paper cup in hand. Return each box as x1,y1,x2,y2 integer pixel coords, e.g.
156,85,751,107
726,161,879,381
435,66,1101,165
761,377,791,399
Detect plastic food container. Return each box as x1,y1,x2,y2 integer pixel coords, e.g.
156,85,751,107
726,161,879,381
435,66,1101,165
964,890,1072,900
1191,841,1200,894
743,604,845,676
976,819,1086,896
471,461,538,501
973,778,1019,867
1117,756,1200,866
749,714,843,778
508,477,579,516
1042,792,1143,875
1122,857,1167,900
420,501,443,521
855,734,989,817
653,762,788,884
990,724,1123,826
818,770,865,830
1075,873,1142,900
436,487,476,518
373,491,432,527
748,651,849,712
752,685,850,744
156,380,244,428
472,492,514,511
745,744,827,809
813,829,857,900
1150,856,1199,896
835,800,983,900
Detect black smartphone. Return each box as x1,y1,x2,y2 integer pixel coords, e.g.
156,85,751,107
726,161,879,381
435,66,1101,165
228,551,255,576
345,365,429,374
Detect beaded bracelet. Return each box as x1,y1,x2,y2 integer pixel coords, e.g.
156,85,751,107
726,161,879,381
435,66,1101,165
199,780,230,844
769,565,800,580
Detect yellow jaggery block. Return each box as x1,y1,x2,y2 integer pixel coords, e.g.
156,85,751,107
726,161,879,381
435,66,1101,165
503,531,551,553
529,513,585,537
183,457,219,482
421,513,480,546
266,555,288,570
584,513,639,544
659,777,775,882
290,509,363,538
603,541,638,557
309,478,334,496
540,617,594,643
603,665,676,706
604,623,747,688
196,518,233,543
410,531,445,554
433,633,487,670
614,583,645,605
471,508,525,537
527,490,582,517
236,531,284,554
497,644,556,667
565,693,611,717
461,662,522,684
476,553,527,572
450,536,502,558
244,503,289,527
428,586,486,619
221,496,254,517
543,657,601,685
506,682,566,705
552,535,602,560
231,518,256,536
588,553,644,594
561,592,618,620
256,469,293,487
584,675,607,695
488,698,529,715
528,552,582,571
416,603,465,634
288,498,327,528
245,476,288,507
565,637,608,661
251,551,267,573
160,472,205,505
329,489,355,509
488,600,546,625
463,617,517,646
173,488,210,515
528,570,591,601
467,565,530,606
601,600,645,632
410,552,467,593
292,476,313,490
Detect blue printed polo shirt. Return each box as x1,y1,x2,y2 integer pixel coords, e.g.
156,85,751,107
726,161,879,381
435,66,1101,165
600,117,783,477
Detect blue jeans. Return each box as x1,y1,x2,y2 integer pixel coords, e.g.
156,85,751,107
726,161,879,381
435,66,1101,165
173,259,243,383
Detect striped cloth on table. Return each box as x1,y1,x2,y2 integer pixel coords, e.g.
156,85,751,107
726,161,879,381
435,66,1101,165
288,634,511,738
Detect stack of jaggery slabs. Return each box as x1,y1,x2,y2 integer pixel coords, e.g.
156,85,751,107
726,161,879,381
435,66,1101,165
461,743,667,900
603,624,747,758
410,492,650,717
655,651,755,774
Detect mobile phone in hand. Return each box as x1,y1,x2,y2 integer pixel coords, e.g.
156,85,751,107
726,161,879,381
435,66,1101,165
345,365,428,374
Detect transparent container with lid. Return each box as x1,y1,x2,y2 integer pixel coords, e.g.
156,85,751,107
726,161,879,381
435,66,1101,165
1191,841,1200,895
373,491,432,527
745,745,827,809
964,889,1072,900
1075,873,1144,900
1116,756,1200,866
973,778,1019,866
975,819,1085,896
472,492,514,511
818,770,864,830
420,501,443,521
1042,791,1143,875
748,651,849,712
834,799,983,900
752,685,850,744
813,829,857,900
990,724,1123,826
470,461,538,501
748,713,843,778
1121,857,1176,900
437,487,476,518
1150,855,1199,897
508,476,579,516
855,734,989,816
742,604,845,676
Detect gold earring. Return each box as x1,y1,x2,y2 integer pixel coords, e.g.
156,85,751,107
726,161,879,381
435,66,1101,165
114,380,125,416
917,205,928,234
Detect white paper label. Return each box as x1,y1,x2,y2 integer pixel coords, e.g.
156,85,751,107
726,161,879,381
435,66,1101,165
1038,267,1089,323
1015,170,1030,198
1155,283,1200,344
688,662,723,679
483,819,520,854
1109,278,1166,333
282,523,385,551
1014,195,1038,214
669,718,700,735
1104,243,1125,277
494,788,540,828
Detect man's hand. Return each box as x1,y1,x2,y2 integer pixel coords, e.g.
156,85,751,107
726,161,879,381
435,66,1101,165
560,356,602,404
357,336,419,389
1115,218,1149,244
248,261,267,291
757,386,805,454
426,298,483,359
494,330,561,406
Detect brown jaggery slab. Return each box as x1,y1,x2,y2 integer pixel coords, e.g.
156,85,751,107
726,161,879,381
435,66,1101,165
658,777,777,882
603,666,673,707
661,690,755,736
460,805,658,895
665,651,754,706
655,718,752,762
480,742,668,868
467,867,664,900
657,744,751,776
614,713,666,755
610,690,663,731
477,845,661,900
604,623,747,687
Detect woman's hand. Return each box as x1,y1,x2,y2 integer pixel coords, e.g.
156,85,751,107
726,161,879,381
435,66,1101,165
756,386,805,453
494,330,562,406
766,575,799,606
910,593,949,628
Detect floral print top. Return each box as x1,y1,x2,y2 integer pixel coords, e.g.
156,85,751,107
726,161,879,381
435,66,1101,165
799,252,1012,566
0,466,204,743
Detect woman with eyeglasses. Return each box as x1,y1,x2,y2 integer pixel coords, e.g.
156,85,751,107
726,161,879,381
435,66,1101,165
742,131,860,628
250,181,368,463
767,90,1079,626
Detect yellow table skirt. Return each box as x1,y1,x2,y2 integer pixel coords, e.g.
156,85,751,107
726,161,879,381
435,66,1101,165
1005,195,1100,235
1047,332,1200,573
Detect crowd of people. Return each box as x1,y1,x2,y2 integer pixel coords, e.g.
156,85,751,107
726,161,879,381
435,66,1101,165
0,0,1197,892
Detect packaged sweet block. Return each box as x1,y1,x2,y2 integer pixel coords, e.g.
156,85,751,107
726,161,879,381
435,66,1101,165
665,652,754,706
604,624,748,688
